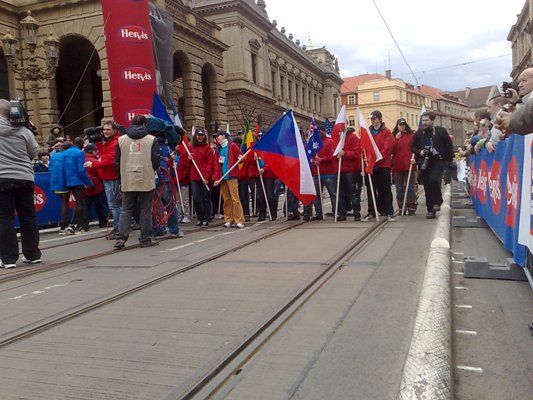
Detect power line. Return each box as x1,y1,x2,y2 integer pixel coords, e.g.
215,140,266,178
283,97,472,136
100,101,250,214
371,0,419,86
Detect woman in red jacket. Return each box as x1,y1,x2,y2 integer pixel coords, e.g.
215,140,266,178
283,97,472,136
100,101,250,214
392,118,417,215
189,128,213,227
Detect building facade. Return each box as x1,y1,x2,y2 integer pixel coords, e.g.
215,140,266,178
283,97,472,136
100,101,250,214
508,0,533,81
190,0,343,131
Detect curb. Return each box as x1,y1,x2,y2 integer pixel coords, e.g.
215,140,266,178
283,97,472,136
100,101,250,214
398,185,452,400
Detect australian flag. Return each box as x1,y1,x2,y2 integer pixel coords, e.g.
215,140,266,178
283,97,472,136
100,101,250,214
324,118,333,138
306,117,323,162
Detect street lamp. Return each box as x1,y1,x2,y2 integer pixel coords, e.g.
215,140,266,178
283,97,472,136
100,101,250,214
1,10,60,135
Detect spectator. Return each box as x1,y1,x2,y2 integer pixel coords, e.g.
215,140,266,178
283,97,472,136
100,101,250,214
189,128,214,227
0,99,41,268
46,124,64,148
392,118,417,215
485,96,509,153
49,141,72,234
82,144,108,231
496,67,533,135
33,149,50,173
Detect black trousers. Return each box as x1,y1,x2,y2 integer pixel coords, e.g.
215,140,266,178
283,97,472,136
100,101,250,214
421,160,444,212
83,191,108,229
0,179,41,264
67,185,86,230
238,180,251,217
366,168,394,217
259,177,277,220
191,181,211,223
338,172,362,218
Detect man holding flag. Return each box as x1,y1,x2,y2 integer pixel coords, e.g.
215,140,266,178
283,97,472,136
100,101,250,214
361,110,395,222
303,118,323,220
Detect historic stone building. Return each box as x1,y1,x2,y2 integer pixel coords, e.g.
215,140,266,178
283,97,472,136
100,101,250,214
0,0,227,138
189,0,343,131
508,0,532,81
0,0,341,140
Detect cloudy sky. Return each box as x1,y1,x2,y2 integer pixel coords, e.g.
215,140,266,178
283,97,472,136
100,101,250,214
264,0,525,91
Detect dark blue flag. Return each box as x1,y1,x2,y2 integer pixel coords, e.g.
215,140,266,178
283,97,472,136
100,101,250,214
306,117,323,162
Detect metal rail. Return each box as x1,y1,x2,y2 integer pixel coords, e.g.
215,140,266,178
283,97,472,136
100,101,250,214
0,221,306,349
165,218,389,400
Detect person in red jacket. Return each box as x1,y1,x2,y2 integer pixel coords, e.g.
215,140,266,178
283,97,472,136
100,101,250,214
213,130,245,228
82,144,108,231
84,120,121,238
233,137,252,221
334,127,362,221
303,124,338,220
392,118,417,215
363,110,395,222
189,128,213,227
175,135,192,223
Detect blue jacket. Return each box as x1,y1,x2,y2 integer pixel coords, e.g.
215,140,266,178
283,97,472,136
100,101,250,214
49,151,66,191
62,146,92,188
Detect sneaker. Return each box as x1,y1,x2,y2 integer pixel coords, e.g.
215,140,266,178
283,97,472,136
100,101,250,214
181,216,191,224
387,215,395,222
426,212,436,219
433,205,441,212
0,261,16,269
311,216,324,221
73,228,84,235
223,222,232,228
65,226,75,234
201,221,209,228
287,213,300,221
257,216,266,222
303,215,311,221
22,257,41,265
215,214,224,220
195,221,203,227
362,214,375,222
139,240,159,248
336,216,347,221
58,229,68,235
236,223,245,228
114,239,126,249
231,223,236,228
354,214,361,222
244,215,251,222
169,231,184,238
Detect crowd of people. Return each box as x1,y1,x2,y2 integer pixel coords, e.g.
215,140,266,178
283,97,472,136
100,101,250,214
10,68,533,268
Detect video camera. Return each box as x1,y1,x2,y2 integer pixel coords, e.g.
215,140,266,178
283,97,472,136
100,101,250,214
83,126,103,144
9,99,30,129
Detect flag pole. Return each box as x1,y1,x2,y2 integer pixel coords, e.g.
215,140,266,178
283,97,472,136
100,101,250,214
316,165,324,217
334,156,342,223
215,148,253,185
285,187,288,221
171,153,185,215
363,150,379,222
183,144,210,192
401,153,415,216
217,187,222,216
256,159,272,221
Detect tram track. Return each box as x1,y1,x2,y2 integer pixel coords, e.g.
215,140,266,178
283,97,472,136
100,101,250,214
1,221,227,284
164,217,389,400
0,220,307,350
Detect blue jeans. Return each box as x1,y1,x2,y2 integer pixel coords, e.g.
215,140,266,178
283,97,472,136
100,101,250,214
103,180,121,231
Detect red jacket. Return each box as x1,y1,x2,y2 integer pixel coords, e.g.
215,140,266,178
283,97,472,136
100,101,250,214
333,131,361,173
94,134,119,180
213,141,242,181
84,153,104,196
392,132,416,173
238,150,253,181
189,143,214,182
311,137,337,176
176,140,192,186
370,125,395,169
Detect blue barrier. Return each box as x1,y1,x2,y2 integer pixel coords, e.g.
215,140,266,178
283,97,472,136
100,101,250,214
468,134,526,266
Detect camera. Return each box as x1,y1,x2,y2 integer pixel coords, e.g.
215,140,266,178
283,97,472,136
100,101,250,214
502,81,519,98
9,99,30,128
83,126,103,144
420,147,431,171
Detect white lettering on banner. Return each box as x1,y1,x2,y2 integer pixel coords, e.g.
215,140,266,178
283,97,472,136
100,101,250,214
128,113,136,121
518,134,533,253
477,170,487,193
120,28,148,41
488,177,501,204
506,175,518,208
34,192,44,206
123,70,152,82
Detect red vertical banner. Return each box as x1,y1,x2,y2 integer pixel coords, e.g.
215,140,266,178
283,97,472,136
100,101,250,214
101,0,157,126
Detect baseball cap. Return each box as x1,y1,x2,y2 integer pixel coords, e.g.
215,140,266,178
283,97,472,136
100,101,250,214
396,118,407,125
369,110,382,120
196,127,207,136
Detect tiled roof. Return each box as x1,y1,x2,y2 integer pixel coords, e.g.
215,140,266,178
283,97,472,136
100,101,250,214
449,86,498,108
419,84,465,105
341,73,385,94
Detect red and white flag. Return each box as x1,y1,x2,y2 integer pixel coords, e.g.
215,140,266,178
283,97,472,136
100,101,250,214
332,105,347,156
358,107,383,174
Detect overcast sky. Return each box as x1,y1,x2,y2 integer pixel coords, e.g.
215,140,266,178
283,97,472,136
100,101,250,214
264,0,525,91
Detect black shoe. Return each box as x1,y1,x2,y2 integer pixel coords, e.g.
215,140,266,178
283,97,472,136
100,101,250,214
426,212,436,219
244,215,250,222
311,215,323,221
114,239,126,249
257,216,266,222
201,221,209,227
287,213,300,221
354,216,361,222
336,216,347,221
303,215,310,221
140,240,159,248
195,221,202,227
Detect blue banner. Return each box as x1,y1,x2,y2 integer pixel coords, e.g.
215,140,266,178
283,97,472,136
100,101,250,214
468,134,526,266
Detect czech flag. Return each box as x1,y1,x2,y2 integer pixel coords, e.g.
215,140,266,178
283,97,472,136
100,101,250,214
253,110,316,206
357,107,383,174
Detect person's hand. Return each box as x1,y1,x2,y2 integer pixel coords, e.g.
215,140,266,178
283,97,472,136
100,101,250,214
486,141,496,153
238,154,244,161
254,153,258,161
336,150,345,158
203,179,208,185
495,112,511,134
214,180,220,187
259,168,264,175
395,133,402,139
410,158,417,165
188,154,193,160
84,161,92,168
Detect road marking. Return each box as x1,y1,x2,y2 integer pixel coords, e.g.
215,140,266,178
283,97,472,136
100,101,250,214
162,228,249,252
455,304,472,309
453,271,464,275
455,329,477,336
39,229,107,243
455,286,468,290
4,283,69,304
457,365,483,373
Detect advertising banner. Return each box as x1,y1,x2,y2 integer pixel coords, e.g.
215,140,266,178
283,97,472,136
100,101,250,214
468,134,526,266
518,134,533,253
149,3,174,106
101,0,157,126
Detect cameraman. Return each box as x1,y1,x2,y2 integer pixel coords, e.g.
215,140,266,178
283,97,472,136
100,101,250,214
412,111,453,219
84,120,121,239
0,99,41,268
496,67,533,135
